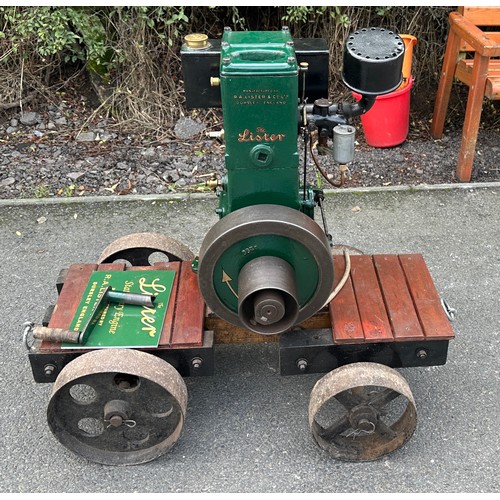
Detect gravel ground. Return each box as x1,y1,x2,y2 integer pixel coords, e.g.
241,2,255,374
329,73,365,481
1,104,499,201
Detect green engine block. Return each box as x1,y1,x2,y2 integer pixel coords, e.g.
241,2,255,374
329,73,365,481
181,26,404,335
216,28,312,218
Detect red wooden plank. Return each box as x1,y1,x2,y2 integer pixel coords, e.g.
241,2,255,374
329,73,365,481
399,255,454,340
349,255,393,342
43,264,98,350
97,263,126,272
170,261,205,348
373,255,425,341
329,255,365,344
129,262,180,347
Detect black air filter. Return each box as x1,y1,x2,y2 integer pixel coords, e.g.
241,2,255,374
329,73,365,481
342,27,404,95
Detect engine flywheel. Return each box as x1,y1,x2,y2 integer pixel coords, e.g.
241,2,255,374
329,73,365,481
197,204,334,334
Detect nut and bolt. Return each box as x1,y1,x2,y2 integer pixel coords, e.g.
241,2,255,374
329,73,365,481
287,57,295,64
44,364,56,377
222,57,231,65
191,357,203,370
296,358,308,372
416,348,428,360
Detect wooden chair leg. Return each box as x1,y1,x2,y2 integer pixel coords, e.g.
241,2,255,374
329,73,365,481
431,27,461,139
456,53,490,182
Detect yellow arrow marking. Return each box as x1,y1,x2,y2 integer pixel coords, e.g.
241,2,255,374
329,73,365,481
222,269,238,298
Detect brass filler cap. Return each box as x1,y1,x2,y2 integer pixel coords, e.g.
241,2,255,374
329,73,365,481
184,33,209,49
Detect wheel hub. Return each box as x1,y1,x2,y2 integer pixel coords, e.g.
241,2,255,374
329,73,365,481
104,400,131,428
349,405,378,434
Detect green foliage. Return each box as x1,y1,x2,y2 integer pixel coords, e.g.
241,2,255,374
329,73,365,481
33,184,50,198
0,6,456,137
282,6,350,29
0,6,189,79
375,7,393,17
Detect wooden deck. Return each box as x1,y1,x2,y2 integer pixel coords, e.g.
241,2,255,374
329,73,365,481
41,253,453,352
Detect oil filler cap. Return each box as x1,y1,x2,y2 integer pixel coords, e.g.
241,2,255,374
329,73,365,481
342,27,404,95
184,33,210,50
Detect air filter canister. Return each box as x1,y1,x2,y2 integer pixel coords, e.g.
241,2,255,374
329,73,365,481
342,27,404,95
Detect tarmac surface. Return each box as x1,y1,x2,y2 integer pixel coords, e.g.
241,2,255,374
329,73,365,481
0,184,499,493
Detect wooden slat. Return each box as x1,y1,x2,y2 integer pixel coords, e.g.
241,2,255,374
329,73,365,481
349,255,393,342
457,59,500,76
398,255,454,340
97,263,126,272
170,261,205,348
373,255,425,341
43,264,98,350
459,6,500,26
47,264,97,330
329,255,364,344
450,11,500,57
460,32,500,52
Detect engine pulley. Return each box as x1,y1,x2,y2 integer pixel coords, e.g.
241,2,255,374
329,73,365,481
197,204,334,335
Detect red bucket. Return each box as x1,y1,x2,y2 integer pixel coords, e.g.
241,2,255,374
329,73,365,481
353,76,413,148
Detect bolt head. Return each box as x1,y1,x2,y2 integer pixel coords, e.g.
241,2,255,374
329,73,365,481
296,359,308,371
44,364,56,376
109,415,123,427
191,357,203,369
416,348,428,359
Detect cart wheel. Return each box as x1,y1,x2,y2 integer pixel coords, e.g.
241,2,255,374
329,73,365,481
47,349,187,465
308,362,417,461
98,232,194,266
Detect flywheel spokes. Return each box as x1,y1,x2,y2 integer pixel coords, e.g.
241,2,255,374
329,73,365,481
98,232,194,266
47,349,188,465
309,362,417,461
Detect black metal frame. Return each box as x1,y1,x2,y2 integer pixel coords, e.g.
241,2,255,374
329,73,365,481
28,331,215,383
279,328,450,376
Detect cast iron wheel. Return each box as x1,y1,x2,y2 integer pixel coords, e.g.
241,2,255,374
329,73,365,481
98,232,194,266
309,362,417,461
47,349,188,465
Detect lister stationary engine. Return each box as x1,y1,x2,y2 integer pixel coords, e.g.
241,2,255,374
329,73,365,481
25,27,455,466
182,27,405,335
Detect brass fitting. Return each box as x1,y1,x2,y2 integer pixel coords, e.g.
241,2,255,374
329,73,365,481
206,179,219,189
184,33,209,50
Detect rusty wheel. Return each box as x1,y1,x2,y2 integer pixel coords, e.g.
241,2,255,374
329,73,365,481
309,362,417,461
98,232,194,266
47,349,188,465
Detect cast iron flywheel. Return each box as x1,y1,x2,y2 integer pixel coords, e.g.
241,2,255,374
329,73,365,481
197,204,334,334
98,232,194,266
